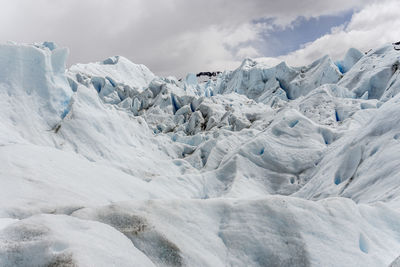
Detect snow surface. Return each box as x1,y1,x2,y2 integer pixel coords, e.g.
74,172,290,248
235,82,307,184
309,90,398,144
1,42,400,266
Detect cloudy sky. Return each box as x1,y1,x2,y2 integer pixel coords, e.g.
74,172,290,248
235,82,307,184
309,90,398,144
0,0,399,77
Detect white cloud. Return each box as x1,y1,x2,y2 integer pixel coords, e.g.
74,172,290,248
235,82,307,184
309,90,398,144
274,0,400,67
0,0,377,76
222,24,260,48
236,46,261,58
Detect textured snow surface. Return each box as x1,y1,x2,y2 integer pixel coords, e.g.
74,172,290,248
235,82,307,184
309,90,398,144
1,42,400,266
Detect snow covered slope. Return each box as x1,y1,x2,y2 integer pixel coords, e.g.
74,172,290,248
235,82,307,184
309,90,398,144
1,42,400,266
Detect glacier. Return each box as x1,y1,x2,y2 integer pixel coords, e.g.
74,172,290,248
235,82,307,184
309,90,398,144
1,41,400,266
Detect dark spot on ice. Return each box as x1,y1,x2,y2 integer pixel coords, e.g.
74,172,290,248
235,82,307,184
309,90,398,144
289,120,299,128
370,146,379,156
392,62,399,73
335,110,340,122
67,77,78,92
105,76,117,87
97,211,148,234
91,77,105,93
53,124,62,134
276,78,291,99
43,41,57,51
174,160,183,166
102,56,120,65
10,224,49,242
388,79,396,90
319,129,333,145
60,98,71,119
359,234,369,253
334,173,341,185
46,253,77,267
94,208,184,266
171,94,180,114
335,61,345,74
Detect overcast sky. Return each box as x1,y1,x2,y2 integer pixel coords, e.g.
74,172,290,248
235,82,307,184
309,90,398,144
0,0,398,77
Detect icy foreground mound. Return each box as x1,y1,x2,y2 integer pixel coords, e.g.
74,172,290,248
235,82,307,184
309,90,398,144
1,42,400,266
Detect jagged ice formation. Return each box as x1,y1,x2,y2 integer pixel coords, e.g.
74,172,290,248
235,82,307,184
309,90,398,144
1,41,400,266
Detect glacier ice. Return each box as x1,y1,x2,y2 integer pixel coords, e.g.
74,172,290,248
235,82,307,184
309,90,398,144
1,41,400,266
